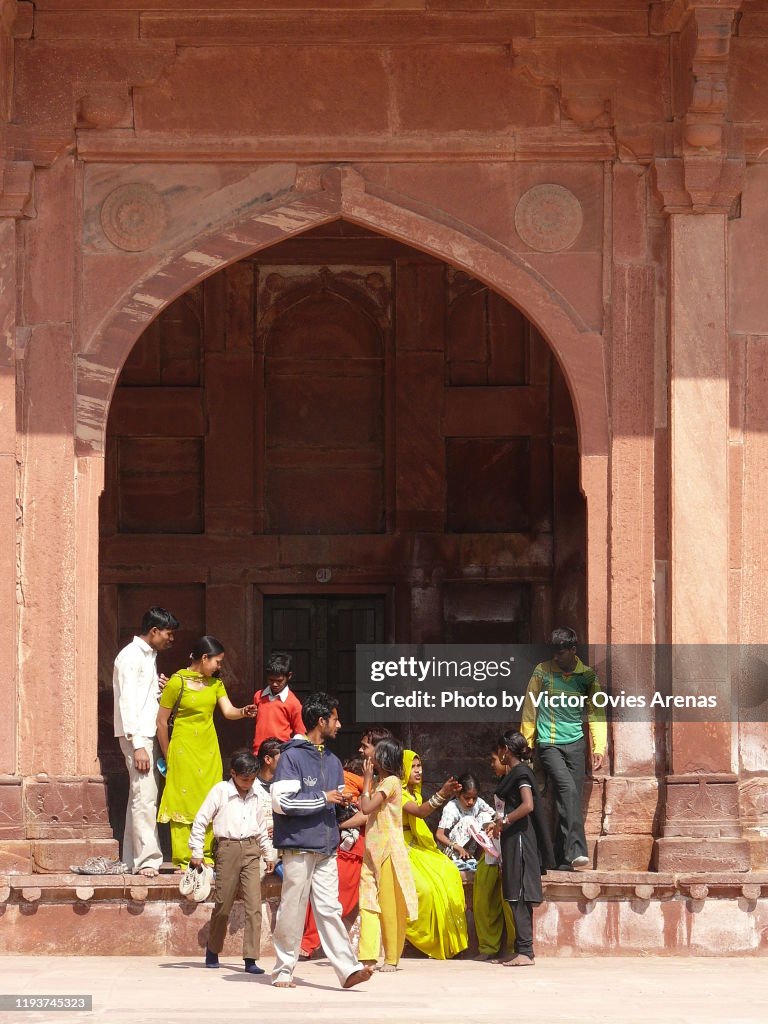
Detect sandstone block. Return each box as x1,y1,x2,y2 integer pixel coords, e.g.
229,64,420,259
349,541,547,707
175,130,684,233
31,839,119,874
603,777,661,835
655,837,751,873
595,835,654,871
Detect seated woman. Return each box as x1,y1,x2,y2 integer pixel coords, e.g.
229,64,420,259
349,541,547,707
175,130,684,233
156,636,257,867
400,749,468,960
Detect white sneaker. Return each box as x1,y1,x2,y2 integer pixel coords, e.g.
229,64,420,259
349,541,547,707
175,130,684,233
179,865,197,897
192,864,214,902
571,856,590,868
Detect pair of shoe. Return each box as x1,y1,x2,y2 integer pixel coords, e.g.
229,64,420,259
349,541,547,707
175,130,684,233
179,863,214,902
205,949,264,975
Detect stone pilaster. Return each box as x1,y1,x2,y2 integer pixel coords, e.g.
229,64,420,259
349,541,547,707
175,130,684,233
654,209,749,871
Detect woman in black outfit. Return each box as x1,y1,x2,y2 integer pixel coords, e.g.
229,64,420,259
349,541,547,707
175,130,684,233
493,730,555,966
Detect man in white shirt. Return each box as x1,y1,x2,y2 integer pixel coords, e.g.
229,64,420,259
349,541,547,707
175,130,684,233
113,606,178,877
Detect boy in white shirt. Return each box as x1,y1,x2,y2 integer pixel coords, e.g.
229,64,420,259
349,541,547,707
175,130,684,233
189,751,276,974
112,606,178,877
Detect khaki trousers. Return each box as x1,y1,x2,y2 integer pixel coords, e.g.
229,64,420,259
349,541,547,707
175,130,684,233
207,837,263,959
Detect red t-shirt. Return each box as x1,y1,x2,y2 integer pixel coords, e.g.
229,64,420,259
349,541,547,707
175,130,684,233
252,687,306,753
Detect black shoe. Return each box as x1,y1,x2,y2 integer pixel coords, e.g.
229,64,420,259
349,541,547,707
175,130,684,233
205,948,219,968
244,959,265,975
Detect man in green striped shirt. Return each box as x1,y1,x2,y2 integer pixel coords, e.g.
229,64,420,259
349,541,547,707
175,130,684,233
520,627,607,870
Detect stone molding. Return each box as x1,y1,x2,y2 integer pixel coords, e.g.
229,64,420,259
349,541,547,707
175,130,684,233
2,871,768,956
653,1,746,213
0,160,33,218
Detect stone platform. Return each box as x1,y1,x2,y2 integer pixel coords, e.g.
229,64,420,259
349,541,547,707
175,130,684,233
1,871,767,957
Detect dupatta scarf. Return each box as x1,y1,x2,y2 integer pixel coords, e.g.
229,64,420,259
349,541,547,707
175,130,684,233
401,749,439,851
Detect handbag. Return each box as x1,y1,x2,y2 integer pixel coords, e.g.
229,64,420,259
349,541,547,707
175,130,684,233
167,677,185,740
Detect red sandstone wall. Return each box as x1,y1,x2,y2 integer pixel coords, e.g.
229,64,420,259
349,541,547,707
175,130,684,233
1,0,767,873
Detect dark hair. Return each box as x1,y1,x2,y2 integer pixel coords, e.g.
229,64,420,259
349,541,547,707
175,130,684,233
257,737,283,764
302,692,339,732
374,738,403,777
343,755,364,774
497,731,534,762
457,771,480,794
140,607,179,634
266,651,292,676
230,750,258,776
190,635,225,661
552,626,578,650
360,725,394,746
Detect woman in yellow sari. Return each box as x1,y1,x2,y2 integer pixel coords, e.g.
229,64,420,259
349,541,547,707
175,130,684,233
401,749,468,959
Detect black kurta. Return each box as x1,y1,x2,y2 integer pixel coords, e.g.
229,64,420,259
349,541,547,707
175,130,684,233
495,764,555,905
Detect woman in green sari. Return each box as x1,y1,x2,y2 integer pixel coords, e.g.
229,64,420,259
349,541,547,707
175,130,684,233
401,749,468,959
156,636,257,867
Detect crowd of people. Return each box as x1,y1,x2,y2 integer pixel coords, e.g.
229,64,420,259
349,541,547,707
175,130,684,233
113,608,606,986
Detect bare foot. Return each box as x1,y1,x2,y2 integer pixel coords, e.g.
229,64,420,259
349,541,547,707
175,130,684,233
273,981,296,989
342,967,373,989
501,954,535,967
379,964,398,973
474,952,498,962
360,960,377,969
138,867,158,878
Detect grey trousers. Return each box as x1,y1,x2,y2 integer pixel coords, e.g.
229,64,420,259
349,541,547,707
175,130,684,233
272,850,363,986
118,737,163,873
538,737,587,864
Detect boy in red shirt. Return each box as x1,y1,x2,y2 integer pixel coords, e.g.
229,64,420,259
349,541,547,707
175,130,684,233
252,652,306,753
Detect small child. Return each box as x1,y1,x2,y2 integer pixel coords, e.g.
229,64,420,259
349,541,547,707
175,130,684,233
493,731,555,967
252,652,306,754
358,739,418,971
435,772,495,871
254,737,281,875
189,750,276,974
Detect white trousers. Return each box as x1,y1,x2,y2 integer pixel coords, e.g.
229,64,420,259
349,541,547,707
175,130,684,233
272,850,363,986
118,737,163,872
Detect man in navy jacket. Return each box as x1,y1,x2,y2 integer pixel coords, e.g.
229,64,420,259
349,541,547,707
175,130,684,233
271,692,372,989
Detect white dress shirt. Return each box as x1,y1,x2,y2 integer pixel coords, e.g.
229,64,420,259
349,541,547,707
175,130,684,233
113,636,160,751
189,780,273,861
260,684,290,702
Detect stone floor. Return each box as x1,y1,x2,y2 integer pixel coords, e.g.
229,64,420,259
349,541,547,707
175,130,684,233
2,955,767,1024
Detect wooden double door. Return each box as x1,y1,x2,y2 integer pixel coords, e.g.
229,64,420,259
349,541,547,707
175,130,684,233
263,595,386,760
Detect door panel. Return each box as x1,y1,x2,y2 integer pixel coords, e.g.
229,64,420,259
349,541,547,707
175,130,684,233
263,595,385,760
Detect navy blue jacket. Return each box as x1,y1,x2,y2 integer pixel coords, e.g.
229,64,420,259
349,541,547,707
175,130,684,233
271,737,343,856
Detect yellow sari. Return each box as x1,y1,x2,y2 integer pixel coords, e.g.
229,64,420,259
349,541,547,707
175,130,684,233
401,749,468,959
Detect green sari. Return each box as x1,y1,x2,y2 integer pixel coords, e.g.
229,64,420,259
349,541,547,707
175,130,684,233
157,669,227,864
401,749,468,959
